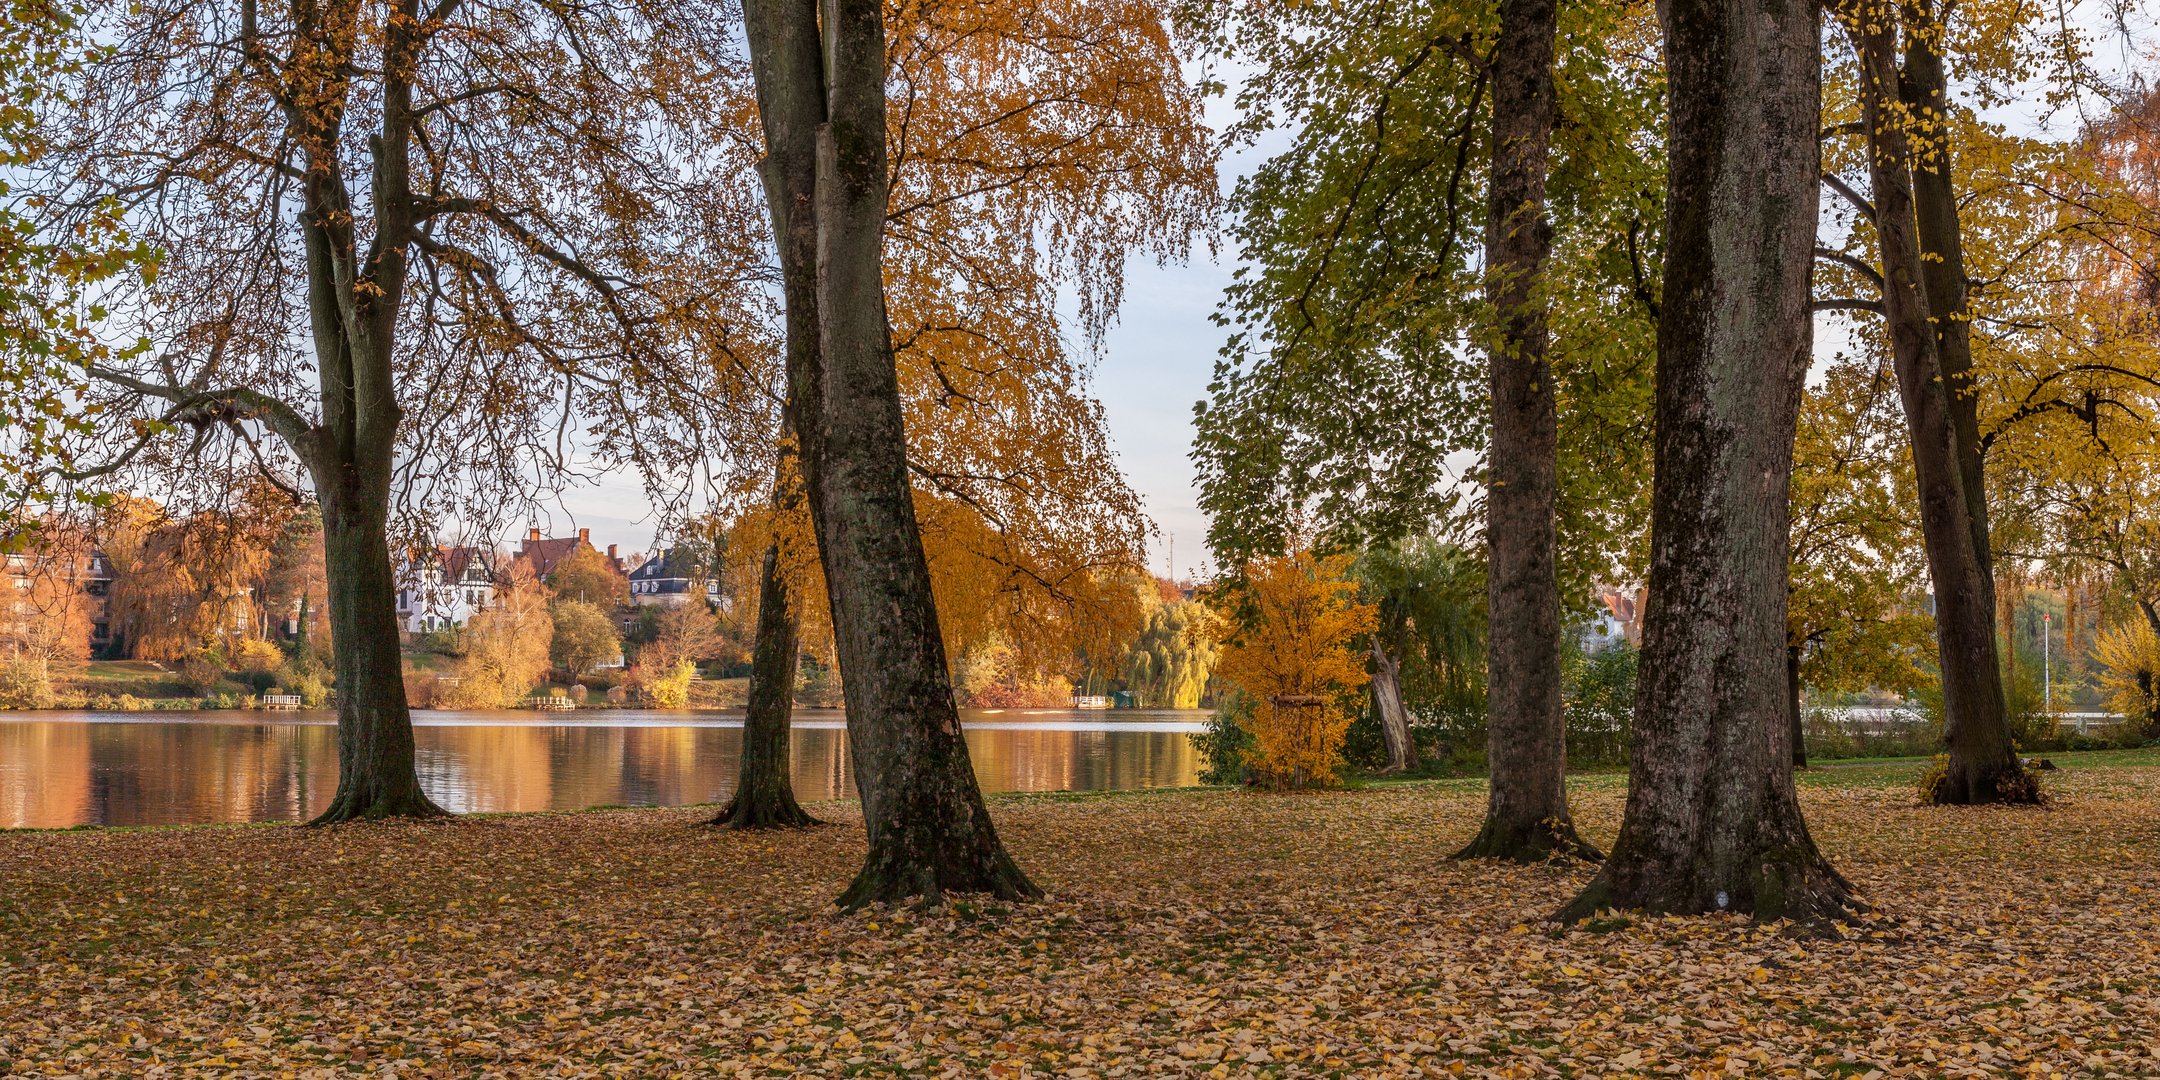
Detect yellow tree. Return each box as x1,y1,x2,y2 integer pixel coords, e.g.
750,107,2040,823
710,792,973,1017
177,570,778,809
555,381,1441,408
716,0,1214,852
1212,550,1377,789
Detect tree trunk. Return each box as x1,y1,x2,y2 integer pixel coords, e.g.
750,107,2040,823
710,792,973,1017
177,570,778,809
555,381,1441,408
1843,16,2034,805
713,532,819,828
308,445,444,824
1370,641,1417,773
1788,641,1808,768
1459,0,1596,864
1900,7,1994,620
1556,0,1853,924
743,0,1036,907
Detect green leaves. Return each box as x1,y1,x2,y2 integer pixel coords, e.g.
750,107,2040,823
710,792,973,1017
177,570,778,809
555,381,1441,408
1191,0,1661,586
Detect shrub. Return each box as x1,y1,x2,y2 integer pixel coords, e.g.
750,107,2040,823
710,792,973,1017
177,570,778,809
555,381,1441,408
1194,690,1257,785
1562,642,1637,766
177,651,223,695
0,656,57,709
232,639,285,675
640,659,695,709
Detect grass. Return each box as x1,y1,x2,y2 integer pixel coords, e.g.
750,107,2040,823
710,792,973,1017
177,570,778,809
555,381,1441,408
53,659,195,699
6,754,2160,1075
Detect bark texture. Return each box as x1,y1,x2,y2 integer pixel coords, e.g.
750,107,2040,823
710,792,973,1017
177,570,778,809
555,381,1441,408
743,0,1036,907
1461,0,1595,864
1556,0,1854,924
1844,16,2034,805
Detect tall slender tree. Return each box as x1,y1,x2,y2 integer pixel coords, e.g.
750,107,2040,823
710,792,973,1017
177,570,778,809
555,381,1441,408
1454,0,1597,863
1822,0,2034,804
741,0,1038,906
1558,0,1855,923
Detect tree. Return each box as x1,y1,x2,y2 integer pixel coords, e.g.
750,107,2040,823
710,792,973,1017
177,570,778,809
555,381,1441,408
0,1,152,511
31,0,766,822
547,546,628,610
1557,0,1854,924
721,0,1212,836
1123,601,1219,709
549,600,621,677
1820,0,2035,805
1352,536,1490,771
1186,0,1659,858
1459,0,1599,862
440,569,553,710
742,0,1037,905
1211,549,1377,789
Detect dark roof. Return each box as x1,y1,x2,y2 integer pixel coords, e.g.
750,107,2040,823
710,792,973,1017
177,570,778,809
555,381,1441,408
631,546,706,582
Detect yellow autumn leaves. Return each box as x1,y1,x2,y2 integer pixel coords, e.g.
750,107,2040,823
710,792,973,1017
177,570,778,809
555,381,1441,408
1212,549,1377,789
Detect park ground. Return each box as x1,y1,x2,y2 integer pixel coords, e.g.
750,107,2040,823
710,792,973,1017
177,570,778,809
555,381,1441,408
5,755,2160,1077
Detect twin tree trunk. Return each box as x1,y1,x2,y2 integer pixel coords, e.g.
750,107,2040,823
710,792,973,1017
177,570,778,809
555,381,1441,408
1557,0,1854,923
1844,12,2033,805
743,0,1036,907
1459,0,1596,863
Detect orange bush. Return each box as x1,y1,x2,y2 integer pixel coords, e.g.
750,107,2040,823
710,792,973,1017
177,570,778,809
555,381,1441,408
1212,550,1376,788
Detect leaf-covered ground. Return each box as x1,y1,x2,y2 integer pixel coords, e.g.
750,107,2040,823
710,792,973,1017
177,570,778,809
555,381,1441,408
6,754,2160,1077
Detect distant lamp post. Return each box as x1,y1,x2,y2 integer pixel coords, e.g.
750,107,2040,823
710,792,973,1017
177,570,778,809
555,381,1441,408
2043,611,2051,715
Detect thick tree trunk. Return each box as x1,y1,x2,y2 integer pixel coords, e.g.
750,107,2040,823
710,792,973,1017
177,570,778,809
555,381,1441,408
1556,0,1853,924
713,533,818,828
1461,0,1595,864
1788,642,1808,768
743,0,1036,907
308,449,444,824
1844,18,2034,806
1370,641,1417,773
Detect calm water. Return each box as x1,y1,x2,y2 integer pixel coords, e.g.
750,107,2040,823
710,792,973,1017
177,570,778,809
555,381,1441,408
0,709,1206,828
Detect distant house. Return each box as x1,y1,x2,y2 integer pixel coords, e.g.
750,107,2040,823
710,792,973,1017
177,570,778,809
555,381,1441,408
395,545,497,633
628,546,722,609
513,526,626,584
1581,584,1646,652
2,532,114,656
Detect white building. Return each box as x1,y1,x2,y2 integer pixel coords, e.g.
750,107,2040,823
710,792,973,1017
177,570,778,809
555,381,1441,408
395,546,498,633
628,546,723,609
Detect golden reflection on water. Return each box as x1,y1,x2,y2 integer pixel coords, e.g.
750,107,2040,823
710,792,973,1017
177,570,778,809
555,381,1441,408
0,712,1201,828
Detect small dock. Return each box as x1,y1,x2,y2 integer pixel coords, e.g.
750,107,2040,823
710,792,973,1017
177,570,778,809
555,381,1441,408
260,694,302,711
529,696,576,712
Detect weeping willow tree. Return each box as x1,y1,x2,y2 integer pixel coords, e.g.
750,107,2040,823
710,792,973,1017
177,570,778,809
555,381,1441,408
1123,601,1218,709
1352,538,1489,769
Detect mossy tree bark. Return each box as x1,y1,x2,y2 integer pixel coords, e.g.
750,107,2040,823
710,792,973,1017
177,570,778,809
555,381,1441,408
1840,9,2033,805
742,0,1037,907
1460,0,1596,864
1556,0,1854,924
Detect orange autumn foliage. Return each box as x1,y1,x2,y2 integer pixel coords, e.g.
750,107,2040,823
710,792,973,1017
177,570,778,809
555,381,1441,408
1212,550,1376,789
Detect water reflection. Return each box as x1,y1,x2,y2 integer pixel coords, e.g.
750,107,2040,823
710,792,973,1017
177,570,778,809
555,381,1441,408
0,710,1204,828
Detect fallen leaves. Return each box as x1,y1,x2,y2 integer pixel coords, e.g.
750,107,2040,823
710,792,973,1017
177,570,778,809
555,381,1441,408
2,759,2159,1076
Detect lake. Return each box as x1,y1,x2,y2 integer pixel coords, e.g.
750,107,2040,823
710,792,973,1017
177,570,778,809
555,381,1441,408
0,708,1208,828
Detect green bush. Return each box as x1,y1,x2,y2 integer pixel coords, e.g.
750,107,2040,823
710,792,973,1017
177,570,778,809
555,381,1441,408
1562,642,1637,767
1194,690,1257,785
